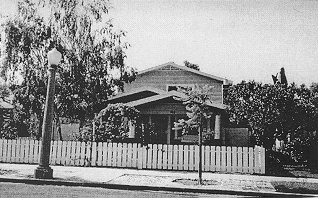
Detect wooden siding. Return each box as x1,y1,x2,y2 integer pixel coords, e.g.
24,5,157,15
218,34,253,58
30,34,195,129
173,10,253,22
138,102,187,115
124,69,223,103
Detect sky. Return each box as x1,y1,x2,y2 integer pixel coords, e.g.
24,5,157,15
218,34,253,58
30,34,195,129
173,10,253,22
1,0,318,86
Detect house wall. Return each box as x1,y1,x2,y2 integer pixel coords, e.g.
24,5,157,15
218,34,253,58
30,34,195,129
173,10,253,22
124,69,223,103
137,102,187,115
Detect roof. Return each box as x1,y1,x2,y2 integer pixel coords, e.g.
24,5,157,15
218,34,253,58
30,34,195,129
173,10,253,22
138,62,233,84
108,86,166,101
126,90,226,109
126,91,184,107
0,99,13,109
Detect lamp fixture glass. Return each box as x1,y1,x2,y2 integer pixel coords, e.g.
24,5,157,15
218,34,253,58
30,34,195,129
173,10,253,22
47,48,62,66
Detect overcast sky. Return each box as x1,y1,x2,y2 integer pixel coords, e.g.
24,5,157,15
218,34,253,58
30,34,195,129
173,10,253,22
2,0,318,86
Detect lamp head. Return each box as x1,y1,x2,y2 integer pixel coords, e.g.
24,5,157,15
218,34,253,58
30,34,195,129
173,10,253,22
47,48,62,67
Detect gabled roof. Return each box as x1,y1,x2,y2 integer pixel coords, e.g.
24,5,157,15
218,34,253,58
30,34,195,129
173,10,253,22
126,90,226,109
108,86,167,102
138,62,232,84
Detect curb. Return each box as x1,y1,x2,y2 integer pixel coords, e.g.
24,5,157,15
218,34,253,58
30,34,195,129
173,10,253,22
0,177,313,197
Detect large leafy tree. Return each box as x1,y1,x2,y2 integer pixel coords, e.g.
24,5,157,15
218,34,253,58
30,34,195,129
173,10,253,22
224,81,318,162
0,0,136,138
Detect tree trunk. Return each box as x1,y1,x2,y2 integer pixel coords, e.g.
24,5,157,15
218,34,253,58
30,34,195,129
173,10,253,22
198,117,203,185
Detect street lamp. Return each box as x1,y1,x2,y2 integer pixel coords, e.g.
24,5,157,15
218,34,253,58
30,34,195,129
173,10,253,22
34,48,62,179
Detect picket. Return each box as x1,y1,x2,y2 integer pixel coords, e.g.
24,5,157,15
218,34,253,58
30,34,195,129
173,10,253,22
55,141,62,165
75,141,81,166
231,147,237,173
51,141,57,165
178,145,183,170
226,147,231,172
117,143,123,167
173,145,178,170
162,144,168,169
157,144,162,169
70,141,77,166
79,142,85,166
33,140,40,163
142,145,147,169
188,145,194,170
220,146,226,172
248,147,254,173
183,145,189,170
16,139,21,163
0,139,3,162
237,147,243,172
102,142,108,166
122,143,127,167
215,146,221,171
203,146,210,171
7,139,12,162
194,145,199,171
152,144,158,169
65,141,72,165
137,143,143,169
132,143,138,168
242,147,249,173
0,140,265,174
106,143,112,167
2,139,7,162
167,145,173,170
28,140,34,164
11,140,16,163
91,142,97,166
210,146,215,172
60,141,67,165
260,146,266,174
147,144,152,169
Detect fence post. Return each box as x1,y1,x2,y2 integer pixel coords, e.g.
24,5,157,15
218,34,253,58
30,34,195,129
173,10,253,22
260,147,266,174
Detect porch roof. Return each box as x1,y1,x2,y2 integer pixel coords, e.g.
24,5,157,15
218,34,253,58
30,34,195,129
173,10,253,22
126,90,227,110
0,99,13,109
108,86,167,102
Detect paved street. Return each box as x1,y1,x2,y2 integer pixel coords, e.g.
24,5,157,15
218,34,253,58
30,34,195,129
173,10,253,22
0,182,240,198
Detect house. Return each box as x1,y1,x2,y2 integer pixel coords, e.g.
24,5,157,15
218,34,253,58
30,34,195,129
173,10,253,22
108,62,248,146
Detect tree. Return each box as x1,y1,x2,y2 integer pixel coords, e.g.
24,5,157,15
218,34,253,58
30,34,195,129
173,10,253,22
223,81,318,163
174,84,214,184
184,60,200,71
0,0,136,138
310,83,318,93
74,103,139,142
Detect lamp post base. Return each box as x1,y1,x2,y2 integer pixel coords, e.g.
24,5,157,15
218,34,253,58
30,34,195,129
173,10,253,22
34,166,53,179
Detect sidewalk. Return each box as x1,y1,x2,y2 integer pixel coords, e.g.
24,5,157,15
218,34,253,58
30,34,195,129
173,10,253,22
0,163,317,197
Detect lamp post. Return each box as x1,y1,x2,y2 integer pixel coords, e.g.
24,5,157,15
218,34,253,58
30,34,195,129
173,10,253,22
34,48,62,179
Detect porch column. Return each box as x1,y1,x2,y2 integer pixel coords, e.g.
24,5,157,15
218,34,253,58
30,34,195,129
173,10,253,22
167,115,171,144
214,114,221,139
128,121,135,138
207,117,211,133
174,116,178,139
148,115,152,125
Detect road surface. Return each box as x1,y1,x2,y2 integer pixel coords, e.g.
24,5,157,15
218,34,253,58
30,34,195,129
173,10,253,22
0,182,243,198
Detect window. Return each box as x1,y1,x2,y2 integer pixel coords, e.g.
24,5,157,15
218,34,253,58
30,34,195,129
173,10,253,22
167,84,194,92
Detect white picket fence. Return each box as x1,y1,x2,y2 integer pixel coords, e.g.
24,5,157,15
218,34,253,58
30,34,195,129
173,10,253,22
0,139,266,174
